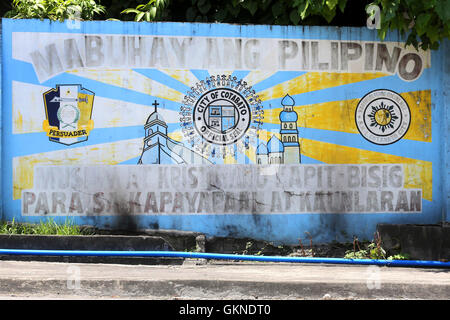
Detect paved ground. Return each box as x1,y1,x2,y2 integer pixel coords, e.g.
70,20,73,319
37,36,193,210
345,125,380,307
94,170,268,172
0,259,449,300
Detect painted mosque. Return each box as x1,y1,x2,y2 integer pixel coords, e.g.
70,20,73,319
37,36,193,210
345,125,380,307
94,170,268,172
256,94,301,164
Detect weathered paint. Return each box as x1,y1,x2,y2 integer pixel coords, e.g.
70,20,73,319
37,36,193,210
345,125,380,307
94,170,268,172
0,21,2,220
444,39,450,222
1,19,448,243
21,164,422,215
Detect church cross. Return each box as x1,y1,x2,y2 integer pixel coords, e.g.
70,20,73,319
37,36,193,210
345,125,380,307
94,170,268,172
152,100,159,112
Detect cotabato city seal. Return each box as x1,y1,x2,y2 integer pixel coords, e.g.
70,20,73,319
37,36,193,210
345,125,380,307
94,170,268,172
193,87,251,145
179,75,264,159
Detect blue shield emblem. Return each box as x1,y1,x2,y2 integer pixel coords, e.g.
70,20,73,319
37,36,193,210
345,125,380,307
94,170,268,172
43,84,95,145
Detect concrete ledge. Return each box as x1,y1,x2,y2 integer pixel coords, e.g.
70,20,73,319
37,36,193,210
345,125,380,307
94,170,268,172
2,224,449,264
0,234,173,251
3,278,449,300
0,261,449,300
89,228,201,252
377,224,450,261
0,234,183,265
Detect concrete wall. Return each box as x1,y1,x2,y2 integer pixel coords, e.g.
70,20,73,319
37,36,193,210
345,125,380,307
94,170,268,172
444,39,450,222
1,18,448,244
0,19,2,221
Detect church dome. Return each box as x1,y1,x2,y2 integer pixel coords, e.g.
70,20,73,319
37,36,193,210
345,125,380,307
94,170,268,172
256,143,268,155
146,111,165,124
279,110,298,122
267,135,284,153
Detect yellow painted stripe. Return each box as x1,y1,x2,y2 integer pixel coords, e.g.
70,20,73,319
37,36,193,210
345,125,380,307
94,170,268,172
258,129,281,142
68,69,184,102
263,90,432,143
257,130,432,201
224,152,237,164
13,139,143,200
243,70,277,87
167,130,184,142
12,81,48,134
14,110,24,134
300,138,432,201
400,90,432,142
243,144,256,164
160,69,273,89
257,72,388,102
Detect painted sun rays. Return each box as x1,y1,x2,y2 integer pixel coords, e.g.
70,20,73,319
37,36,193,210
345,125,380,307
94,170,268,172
12,67,255,199
12,65,432,201
61,67,430,167
251,70,432,201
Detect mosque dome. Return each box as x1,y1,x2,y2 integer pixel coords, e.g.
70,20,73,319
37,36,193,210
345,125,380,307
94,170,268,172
279,93,298,122
281,94,295,107
256,143,269,155
267,135,284,153
279,110,298,122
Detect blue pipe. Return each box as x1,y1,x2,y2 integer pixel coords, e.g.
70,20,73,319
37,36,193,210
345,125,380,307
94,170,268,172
0,249,449,268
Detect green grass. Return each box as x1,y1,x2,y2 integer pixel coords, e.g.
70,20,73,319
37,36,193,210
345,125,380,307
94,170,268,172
0,218,92,236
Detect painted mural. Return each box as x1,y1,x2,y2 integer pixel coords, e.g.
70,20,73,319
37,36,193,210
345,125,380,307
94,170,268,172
2,19,445,243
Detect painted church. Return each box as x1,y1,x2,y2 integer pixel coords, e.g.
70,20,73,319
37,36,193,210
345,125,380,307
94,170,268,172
138,101,211,165
256,94,301,164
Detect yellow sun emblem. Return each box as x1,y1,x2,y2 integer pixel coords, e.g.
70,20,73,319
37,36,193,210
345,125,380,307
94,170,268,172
374,108,391,126
368,102,398,133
